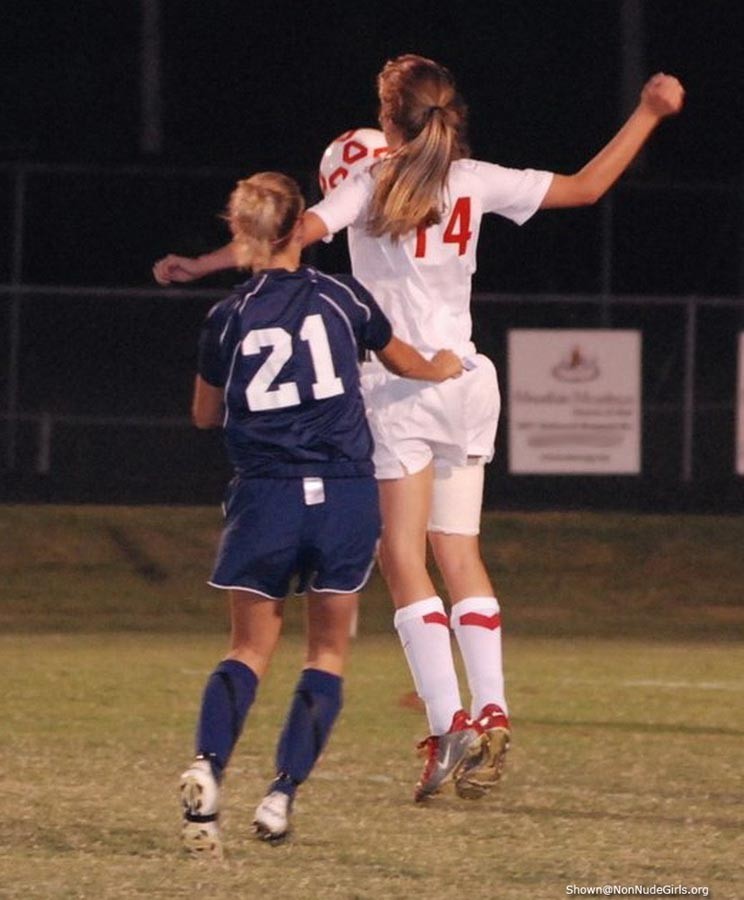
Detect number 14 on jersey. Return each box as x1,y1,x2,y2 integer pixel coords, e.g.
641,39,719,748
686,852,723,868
415,197,472,258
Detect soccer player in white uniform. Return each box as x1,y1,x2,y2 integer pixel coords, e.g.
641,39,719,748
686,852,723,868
154,55,684,802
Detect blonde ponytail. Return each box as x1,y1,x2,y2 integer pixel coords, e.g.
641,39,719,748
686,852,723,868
368,55,469,239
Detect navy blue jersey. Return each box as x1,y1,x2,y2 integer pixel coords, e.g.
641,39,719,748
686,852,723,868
198,266,393,478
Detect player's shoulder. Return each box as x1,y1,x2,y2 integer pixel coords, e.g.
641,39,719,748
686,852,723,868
205,291,238,323
310,268,370,299
450,157,512,182
309,168,373,214
203,275,258,333
309,268,377,321
345,167,376,190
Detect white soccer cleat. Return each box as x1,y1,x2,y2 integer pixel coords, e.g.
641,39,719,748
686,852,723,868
180,756,223,860
253,790,292,843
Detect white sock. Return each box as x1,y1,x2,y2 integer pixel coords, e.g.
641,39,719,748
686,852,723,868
451,596,508,717
393,597,463,735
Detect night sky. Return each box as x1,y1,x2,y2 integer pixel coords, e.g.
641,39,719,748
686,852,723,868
3,1,743,296
4,1,742,178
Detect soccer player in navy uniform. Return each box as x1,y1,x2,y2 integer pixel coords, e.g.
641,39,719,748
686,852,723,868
179,172,463,856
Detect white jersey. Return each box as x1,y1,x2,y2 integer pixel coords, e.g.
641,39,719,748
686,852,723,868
309,158,553,358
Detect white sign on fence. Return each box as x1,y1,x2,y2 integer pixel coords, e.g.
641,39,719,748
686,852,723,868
737,333,744,476
508,329,641,474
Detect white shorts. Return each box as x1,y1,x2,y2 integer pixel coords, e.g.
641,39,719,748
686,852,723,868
361,353,501,480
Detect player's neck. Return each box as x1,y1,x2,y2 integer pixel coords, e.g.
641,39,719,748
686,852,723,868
267,243,302,272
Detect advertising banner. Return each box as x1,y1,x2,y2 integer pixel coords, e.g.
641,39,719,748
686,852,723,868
508,329,641,474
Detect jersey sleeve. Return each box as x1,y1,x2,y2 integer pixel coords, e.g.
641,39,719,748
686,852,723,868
327,273,393,352
197,300,233,387
472,160,554,226
307,171,371,235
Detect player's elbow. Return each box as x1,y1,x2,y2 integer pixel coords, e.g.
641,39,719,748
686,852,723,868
379,353,420,379
570,179,603,207
388,359,414,378
579,186,603,207
546,173,603,209
192,377,224,429
376,337,424,379
191,407,222,429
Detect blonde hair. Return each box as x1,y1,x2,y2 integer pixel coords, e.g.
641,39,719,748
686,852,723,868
368,54,469,240
226,172,305,270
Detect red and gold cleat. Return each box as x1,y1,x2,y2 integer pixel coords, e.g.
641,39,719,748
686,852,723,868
455,703,511,800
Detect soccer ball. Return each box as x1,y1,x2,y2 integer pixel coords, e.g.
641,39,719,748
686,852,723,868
318,128,388,196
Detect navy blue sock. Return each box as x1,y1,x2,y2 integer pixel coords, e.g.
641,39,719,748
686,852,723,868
271,668,343,798
195,659,258,780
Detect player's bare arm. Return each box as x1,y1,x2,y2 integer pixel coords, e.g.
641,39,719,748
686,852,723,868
153,212,329,285
191,375,223,428
541,72,685,209
153,242,240,285
376,337,463,382
301,211,330,246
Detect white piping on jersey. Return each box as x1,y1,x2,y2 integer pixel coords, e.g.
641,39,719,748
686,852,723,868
220,273,270,427
313,269,372,322
222,341,243,429
317,292,358,350
219,317,232,347
234,272,269,321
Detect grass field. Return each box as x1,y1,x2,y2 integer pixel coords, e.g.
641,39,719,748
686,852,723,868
1,506,742,899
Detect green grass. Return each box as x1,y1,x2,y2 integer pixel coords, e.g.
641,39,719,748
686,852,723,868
2,633,741,899
2,504,743,639
1,505,742,898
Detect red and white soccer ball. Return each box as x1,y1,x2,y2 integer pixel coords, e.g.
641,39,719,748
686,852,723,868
318,128,388,196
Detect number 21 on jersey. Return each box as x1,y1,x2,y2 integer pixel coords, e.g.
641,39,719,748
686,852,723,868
415,196,472,258
241,313,344,411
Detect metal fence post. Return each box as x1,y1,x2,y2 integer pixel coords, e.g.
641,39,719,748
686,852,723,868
599,194,614,327
681,297,697,483
5,166,26,471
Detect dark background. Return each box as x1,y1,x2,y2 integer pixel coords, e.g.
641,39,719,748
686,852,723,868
3,1,742,178
4,1,744,283
3,2,743,292
2,1,744,510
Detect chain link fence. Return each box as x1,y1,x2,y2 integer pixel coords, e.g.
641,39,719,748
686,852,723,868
2,163,743,510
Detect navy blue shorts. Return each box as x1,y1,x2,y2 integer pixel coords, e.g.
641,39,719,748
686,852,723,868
209,475,381,599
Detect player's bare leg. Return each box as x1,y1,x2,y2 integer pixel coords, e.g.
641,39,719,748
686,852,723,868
429,531,494,602
226,589,285,678
181,591,283,858
429,466,511,799
378,464,437,607
303,589,357,677
254,591,356,842
378,466,481,799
